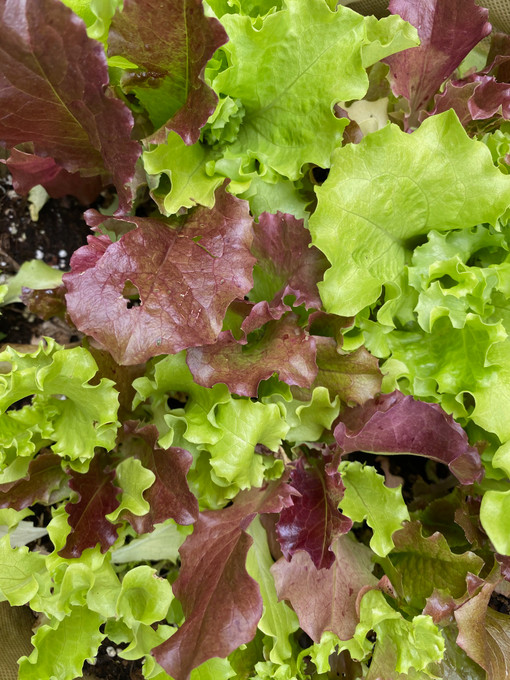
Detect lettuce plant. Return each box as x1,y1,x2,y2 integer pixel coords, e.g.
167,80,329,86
1,0,510,678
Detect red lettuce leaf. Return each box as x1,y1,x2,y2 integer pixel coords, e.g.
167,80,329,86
153,479,297,680
334,392,483,484
118,423,198,534
5,149,102,204
20,286,67,321
108,0,227,143
455,581,510,680
186,313,317,397
63,188,255,365
385,0,491,127
429,75,510,127
250,212,327,310
275,452,352,570
271,535,377,643
59,452,121,559
0,452,68,510
0,0,141,210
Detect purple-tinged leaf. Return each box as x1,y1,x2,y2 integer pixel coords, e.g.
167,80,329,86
384,0,491,127
21,286,67,321
312,337,382,406
276,453,352,570
0,0,141,210
186,314,317,397
153,479,297,680
118,423,198,534
250,212,327,310
455,581,510,680
271,535,377,643
109,0,227,143
63,188,255,365
5,149,102,205
430,75,510,126
59,452,121,559
0,452,68,510
334,391,483,484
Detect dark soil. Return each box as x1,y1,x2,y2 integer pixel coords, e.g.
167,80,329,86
83,641,144,680
0,171,91,345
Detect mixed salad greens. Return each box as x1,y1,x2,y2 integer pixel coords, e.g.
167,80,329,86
1,0,510,677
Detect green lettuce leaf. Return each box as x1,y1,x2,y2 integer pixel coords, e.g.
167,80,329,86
310,110,510,316
212,0,418,179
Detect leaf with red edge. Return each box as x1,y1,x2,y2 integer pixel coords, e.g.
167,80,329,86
276,452,352,570
334,391,483,484
430,75,510,127
0,0,141,210
250,212,328,310
384,0,491,127
152,478,297,680
5,149,102,205
271,535,377,643
63,188,255,365
0,452,68,510
59,452,121,559
186,313,317,397
455,581,510,680
108,0,227,143
117,422,198,534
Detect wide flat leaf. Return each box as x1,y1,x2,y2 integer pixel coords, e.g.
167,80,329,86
250,212,327,310
275,454,352,569
385,0,491,127
0,452,67,510
0,0,141,209
63,188,255,364
455,582,510,680
334,391,483,484
186,314,317,397
338,461,409,558
114,423,198,534
213,0,418,178
0,535,46,606
310,110,510,317
271,535,377,643
383,521,484,610
152,479,297,680
6,149,102,204
59,452,121,559
109,0,227,141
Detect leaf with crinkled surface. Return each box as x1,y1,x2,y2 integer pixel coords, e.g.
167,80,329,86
430,76,510,128
0,340,119,463
250,212,327,309
186,314,317,397
382,521,484,610
334,391,483,484
64,189,255,365
385,0,491,127
275,454,351,569
213,0,418,178
246,516,299,664
109,0,227,140
271,534,377,643
310,111,510,317
338,461,409,557
0,0,141,210
59,451,121,559
17,607,105,680
116,565,173,626
152,479,297,680
143,132,224,215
